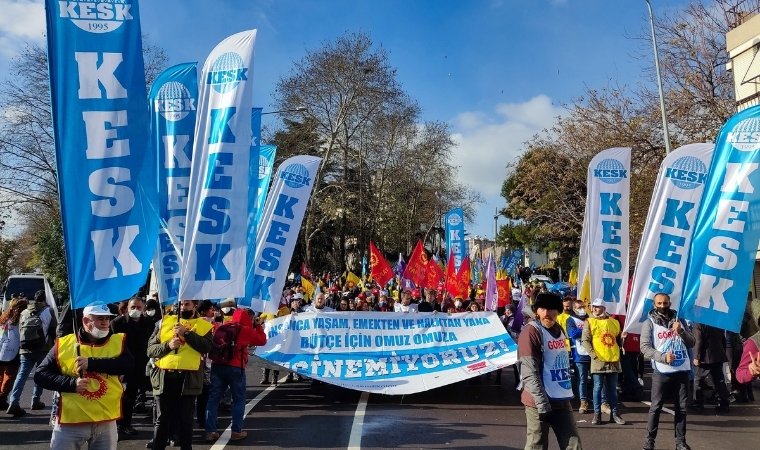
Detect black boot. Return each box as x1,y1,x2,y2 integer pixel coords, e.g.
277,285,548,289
260,368,271,384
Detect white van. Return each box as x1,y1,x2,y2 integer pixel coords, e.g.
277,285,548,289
1,273,58,318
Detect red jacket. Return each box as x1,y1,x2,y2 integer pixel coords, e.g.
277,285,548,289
222,308,266,368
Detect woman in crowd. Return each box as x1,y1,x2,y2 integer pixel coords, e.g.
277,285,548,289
0,297,27,410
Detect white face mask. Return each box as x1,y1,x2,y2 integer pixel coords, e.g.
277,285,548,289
145,310,156,317
455,301,462,308
128,309,142,319
89,325,109,339
222,307,233,314
574,308,586,317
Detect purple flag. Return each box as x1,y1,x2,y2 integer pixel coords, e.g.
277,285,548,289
485,254,498,311
511,291,526,334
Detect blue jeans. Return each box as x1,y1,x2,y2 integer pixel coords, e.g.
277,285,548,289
593,372,618,414
205,364,247,433
9,351,45,406
575,361,590,401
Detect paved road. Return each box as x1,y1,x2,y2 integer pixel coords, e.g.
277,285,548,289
1,360,759,450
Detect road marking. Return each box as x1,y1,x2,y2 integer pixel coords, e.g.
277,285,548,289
641,400,675,416
348,391,370,450
210,374,287,450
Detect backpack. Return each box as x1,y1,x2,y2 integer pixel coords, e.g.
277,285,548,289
208,323,241,365
19,308,45,351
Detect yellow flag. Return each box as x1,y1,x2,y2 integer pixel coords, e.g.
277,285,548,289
301,277,315,300
579,270,591,307
347,271,361,286
569,268,578,286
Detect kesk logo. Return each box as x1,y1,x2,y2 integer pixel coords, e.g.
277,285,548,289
660,338,687,367
550,351,572,390
665,156,707,190
58,0,134,34
447,213,462,226
206,52,248,94
593,159,627,184
258,155,271,180
280,163,311,189
155,82,196,122
726,117,760,151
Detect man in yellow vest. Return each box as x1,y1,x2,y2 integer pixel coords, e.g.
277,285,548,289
581,298,625,426
148,299,213,450
34,303,134,450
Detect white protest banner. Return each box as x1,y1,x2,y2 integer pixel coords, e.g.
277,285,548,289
625,143,713,333
247,155,322,313
179,30,258,300
582,147,631,314
254,311,517,395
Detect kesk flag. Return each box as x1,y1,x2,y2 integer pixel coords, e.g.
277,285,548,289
45,0,158,308
255,144,277,227
484,253,498,311
624,143,714,333
180,30,258,300
150,63,198,305
403,240,429,286
681,106,760,332
445,208,466,270
577,147,631,315
248,155,321,313
369,241,394,288
424,257,445,290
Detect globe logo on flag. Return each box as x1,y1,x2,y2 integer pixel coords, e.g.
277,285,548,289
447,213,462,226
665,156,707,190
281,163,311,189
207,52,248,94
726,117,760,151
258,155,271,180
59,0,134,34
593,159,627,184
155,82,195,122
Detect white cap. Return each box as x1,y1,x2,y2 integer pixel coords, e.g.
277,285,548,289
591,298,606,308
83,304,115,316
292,292,304,300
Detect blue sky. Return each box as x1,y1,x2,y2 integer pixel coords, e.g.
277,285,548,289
0,0,693,238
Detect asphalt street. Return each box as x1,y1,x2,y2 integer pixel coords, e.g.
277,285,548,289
1,359,759,450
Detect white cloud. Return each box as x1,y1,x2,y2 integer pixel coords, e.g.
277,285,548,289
0,0,45,57
450,95,563,236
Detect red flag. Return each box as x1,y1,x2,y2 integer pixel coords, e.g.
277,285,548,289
454,257,471,299
424,258,445,289
402,240,428,286
496,279,512,306
300,262,312,280
369,241,394,288
445,250,457,297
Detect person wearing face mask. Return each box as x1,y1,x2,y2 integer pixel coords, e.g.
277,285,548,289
147,300,213,450
34,304,134,450
110,296,153,437
565,298,591,414
639,293,695,450
394,291,418,313
219,299,236,323
144,299,161,327
453,297,465,313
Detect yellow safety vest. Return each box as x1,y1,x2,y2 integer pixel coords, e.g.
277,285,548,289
155,316,214,371
57,333,125,425
588,317,621,362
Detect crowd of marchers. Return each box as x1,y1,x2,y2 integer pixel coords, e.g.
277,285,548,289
1,279,760,450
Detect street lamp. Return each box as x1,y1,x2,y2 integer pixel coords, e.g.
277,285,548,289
645,0,672,154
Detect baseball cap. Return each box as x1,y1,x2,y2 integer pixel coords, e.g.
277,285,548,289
292,292,304,300
591,298,605,308
83,304,115,317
